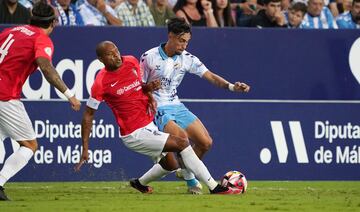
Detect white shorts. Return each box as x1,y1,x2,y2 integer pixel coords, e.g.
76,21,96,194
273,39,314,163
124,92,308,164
121,122,169,163
0,100,36,141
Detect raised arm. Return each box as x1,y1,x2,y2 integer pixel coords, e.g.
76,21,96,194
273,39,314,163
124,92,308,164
202,70,250,92
36,57,81,111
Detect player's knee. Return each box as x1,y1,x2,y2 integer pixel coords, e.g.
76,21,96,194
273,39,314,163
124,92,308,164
199,136,213,152
20,140,38,152
177,137,190,151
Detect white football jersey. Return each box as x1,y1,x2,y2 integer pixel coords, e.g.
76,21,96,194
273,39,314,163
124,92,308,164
141,44,208,107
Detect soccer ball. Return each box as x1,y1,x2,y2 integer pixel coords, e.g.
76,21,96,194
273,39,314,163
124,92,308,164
220,170,248,193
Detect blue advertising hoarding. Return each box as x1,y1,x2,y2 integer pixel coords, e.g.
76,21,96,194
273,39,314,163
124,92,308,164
0,26,360,181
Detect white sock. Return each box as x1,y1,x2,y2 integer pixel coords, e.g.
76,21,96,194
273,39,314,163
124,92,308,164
139,163,171,185
180,146,218,190
180,168,195,181
0,146,34,187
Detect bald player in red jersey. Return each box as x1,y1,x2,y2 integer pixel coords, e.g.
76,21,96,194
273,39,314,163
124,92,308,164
76,41,240,195
0,2,81,201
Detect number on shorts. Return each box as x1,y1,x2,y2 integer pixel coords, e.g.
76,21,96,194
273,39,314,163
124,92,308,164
0,34,15,64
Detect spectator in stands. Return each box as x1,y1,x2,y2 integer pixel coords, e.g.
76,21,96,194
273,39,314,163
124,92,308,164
108,0,123,9
328,0,339,17
78,0,121,25
300,0,338,28
336,0,360,28
52,0,84,25
249,0,286,27
168,0,177,8
284,2,306,28
150,0,176,26
115,0,155,26
280,0,289,11
0,0,31,24
173,0,218,27
18,0,52,10
211,0,236,26
230,0,257,27
18,0,33,9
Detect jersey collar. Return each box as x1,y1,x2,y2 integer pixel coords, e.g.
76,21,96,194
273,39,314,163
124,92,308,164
158,43,178,61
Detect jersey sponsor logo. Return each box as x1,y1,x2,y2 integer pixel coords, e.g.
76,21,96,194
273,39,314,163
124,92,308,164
44,47,52,57
110,81,119,87
260,121,309,164
160,77,171,87
116,80,141,95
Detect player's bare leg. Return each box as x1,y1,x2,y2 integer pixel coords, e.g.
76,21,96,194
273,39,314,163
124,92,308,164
185,119,213,159
0,140,37,201
164,121,202,194
162,135,235,194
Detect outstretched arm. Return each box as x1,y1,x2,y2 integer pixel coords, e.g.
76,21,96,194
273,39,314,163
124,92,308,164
36,57,81,111
75,106,96,171
202,70,250,92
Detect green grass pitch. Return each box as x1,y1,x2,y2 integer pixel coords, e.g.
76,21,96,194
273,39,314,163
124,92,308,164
1,181,360,211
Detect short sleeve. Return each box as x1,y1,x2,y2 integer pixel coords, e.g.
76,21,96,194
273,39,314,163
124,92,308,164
87,75,104,110
189,55,208,77
128,56,142,81
140,53,150,83
34,34,54,61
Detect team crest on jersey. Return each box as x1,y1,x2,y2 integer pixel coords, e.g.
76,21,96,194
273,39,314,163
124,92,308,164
44,47,52,57
174,63,181,69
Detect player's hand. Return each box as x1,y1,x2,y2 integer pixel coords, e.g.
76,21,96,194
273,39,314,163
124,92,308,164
274,11,286,26
69,96,81,111
149,79,161,91
234,82,250,92
74,148,89,172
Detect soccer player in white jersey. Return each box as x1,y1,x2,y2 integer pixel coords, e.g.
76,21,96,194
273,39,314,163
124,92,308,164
76,41,240,195
139,17,250,194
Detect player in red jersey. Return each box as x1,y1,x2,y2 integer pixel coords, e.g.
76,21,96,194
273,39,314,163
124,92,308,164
0,1,81,201
76,41,240,195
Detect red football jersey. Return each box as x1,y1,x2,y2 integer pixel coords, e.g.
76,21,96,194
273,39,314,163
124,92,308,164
0,25,53,100
88,56,154,136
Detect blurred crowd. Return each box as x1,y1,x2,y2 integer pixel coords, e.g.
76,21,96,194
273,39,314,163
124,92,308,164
0,0,359,28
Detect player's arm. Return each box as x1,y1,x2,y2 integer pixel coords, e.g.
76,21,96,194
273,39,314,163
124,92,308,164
36,57,81,111
142,79,161,93
202,70,250,92
75,106,96,171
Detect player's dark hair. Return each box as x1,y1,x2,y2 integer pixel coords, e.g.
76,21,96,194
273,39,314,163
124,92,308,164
30,0,56,29
289,2,307,16
167,18,191,36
